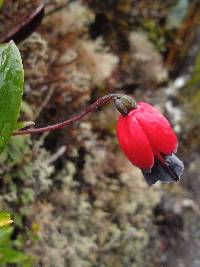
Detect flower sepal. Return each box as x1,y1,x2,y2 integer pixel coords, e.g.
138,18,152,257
115,95,137,115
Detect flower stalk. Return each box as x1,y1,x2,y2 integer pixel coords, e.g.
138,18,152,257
13,94,119,136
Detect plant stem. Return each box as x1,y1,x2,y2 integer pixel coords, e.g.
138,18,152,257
13,94,119,136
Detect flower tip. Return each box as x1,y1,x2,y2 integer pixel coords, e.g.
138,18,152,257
142,154,184,186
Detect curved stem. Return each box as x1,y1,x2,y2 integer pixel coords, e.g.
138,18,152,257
13,94,119,136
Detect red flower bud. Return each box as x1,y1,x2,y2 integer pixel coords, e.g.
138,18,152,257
116,96,184,186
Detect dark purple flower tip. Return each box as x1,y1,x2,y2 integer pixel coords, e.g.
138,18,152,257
141,154,184,186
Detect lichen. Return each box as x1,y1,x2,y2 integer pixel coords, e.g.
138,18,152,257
27,121,161,267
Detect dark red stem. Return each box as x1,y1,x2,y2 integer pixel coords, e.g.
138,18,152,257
13,94,119,136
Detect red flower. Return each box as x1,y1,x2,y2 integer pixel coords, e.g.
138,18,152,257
115,96,184,186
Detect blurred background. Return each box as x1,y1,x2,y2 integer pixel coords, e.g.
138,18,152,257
0,0,200,266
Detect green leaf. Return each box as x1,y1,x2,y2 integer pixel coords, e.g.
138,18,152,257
0,227,31,266
0,0,4,9
0,41,24,153
0,212,13,227
0,226,13,245
0,247,28,264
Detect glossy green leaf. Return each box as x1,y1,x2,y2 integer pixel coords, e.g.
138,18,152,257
0,212,13,227
0,41,24,153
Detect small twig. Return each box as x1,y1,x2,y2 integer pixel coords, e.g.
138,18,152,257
0,3,45,44
0,0,77,44
44,146,66,165
13,94,119,136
